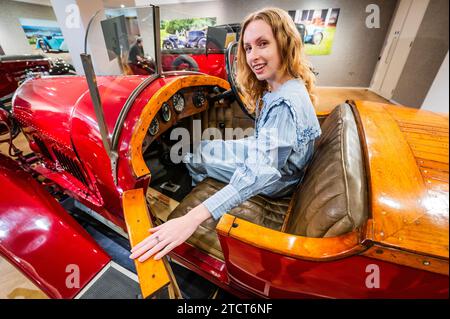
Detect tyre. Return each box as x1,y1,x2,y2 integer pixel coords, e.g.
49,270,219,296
197,37,207,48
163,41,174,50
171,55,199,71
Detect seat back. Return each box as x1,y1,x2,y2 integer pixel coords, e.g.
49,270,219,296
284,103,368,237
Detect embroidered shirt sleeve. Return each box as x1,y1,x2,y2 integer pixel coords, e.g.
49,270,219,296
203,102,297,219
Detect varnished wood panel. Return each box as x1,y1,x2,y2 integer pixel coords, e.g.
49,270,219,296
362,245,448,275
354,101,449,262
216,214,367,261
122,189,172,298
130,75,230,177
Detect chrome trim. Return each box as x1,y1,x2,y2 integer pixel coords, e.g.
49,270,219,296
111,73,160,151
162,70,205,76
0,58,49,63
84,10,102,54
80,53,112,158
153,6,162,76
74,200,129,238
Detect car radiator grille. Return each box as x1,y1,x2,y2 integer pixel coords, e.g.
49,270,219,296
52,147,89,187
33,136,52,160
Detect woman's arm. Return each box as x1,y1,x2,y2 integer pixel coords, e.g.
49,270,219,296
203,103,297,219
130,103,297,262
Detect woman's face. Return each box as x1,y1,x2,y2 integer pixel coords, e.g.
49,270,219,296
243,19,282,85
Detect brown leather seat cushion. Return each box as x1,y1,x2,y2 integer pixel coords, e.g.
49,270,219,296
284,103,368,237
168,178,290,260
169,103,368,258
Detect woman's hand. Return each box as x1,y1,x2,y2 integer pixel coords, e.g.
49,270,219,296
129,203,211,262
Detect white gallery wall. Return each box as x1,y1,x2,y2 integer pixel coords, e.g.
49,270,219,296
421,52,449,114
1,0,397,87
0,0,56,55
1,0,448,112
392,0,449,109
150,0,398,87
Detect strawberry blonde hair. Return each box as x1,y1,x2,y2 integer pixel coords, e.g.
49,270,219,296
236,7,317,113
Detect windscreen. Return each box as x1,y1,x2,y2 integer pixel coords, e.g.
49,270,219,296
85,5,243,78
84,5,158,77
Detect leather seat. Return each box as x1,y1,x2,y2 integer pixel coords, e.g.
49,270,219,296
283,103,368,237
168,103,368,260
168,178,290,260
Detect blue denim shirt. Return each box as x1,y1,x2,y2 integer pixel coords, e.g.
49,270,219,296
185,78,321,220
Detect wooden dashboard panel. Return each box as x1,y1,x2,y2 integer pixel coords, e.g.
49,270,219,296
130,74,230,178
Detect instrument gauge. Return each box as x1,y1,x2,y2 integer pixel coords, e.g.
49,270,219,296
172,93,185,113
148,118,160,136
160,102,171,122
193,90,207,108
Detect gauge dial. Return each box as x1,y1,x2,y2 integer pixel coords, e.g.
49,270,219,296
160,102,171,122
148,118,160,136
172,93,185,113
193,90,206,108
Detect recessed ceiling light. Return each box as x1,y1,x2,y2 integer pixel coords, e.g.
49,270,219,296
120,4,125,8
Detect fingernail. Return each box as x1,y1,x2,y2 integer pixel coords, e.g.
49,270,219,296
129,254,135,259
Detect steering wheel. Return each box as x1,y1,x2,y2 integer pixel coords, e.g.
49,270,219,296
225,41,255,120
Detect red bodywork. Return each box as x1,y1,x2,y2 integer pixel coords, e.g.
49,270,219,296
8,73,449,299
0,153,110,298
0,56,51,100
12,75,181,230
161,52,226,79
217,236,448,298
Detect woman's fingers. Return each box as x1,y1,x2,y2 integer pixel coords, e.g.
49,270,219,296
130,237,151,254
131,236,155,253
129,216,195,262
130,232,159,253
129,234,161,258
137,238,171,262
130,225,165,253
154,242,178,260
149,224,163,233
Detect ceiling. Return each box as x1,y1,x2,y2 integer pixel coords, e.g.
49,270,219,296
12,0,215,8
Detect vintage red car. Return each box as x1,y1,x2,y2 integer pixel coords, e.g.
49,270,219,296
0,54,75,107
127,26,228,80
0,5,448,299
0,54,51,103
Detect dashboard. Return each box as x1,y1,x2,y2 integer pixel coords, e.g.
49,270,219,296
142,86,223,151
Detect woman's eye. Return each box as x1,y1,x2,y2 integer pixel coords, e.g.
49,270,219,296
245,46,251,53
259,41,268,47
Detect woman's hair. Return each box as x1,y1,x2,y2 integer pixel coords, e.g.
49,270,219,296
236,7,317,112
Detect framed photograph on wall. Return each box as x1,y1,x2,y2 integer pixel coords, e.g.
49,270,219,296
288,8,340,56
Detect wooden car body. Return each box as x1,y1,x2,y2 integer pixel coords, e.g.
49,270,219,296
3,71,447,298
1,5,447,299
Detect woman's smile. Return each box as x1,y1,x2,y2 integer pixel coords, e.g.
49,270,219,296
253,63,267,74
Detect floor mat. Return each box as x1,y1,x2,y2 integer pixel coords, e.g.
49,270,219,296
150,162,193,202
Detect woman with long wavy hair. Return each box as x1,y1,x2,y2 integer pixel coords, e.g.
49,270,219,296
130,7,321,262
